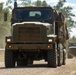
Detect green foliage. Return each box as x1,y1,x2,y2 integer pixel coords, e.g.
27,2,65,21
6,0,12,6
33,0,49,7
69,36,76,43
34,0,42,7
42,0,48,7
54,0,76,33
0,2,4,12
54,0,66,10
0,2,11,48
20,0,32,6
6,0,49,7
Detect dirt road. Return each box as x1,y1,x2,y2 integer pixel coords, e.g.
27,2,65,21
0,57,76,75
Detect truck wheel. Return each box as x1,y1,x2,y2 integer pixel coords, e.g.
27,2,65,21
47,49,57,68
47,43,57,68
58,51,62,66
62,49,66,65
17,59,28,67
58,44,63,66
5,50,15,68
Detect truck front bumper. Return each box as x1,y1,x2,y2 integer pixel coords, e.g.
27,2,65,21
6,43,53,51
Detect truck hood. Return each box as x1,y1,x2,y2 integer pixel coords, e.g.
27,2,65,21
12,21,51,27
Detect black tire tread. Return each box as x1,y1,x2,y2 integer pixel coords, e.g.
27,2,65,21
62,50,66,65
5,50,15,68
48,49,57,68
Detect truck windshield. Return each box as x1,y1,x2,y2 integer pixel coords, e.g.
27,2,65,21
13,8,53,21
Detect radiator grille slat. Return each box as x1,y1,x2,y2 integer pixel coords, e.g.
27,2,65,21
18,27,41,42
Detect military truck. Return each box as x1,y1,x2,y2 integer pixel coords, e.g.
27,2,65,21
4,1,68,68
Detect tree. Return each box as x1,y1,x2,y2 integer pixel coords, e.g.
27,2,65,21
6,0,12,6
54,0,66,11
0,2,11,48
34,0,42,7
0,2,4,12
20,0,32,6
6,0,32,7
42,0,48,7
69,36,76,43
54,0,75,32
33,0,49,7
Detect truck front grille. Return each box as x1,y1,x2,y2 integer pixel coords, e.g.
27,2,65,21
18,27,41,42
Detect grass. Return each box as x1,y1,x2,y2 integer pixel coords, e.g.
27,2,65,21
0,50,4,62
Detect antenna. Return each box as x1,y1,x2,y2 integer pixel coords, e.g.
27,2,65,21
14,0,17,8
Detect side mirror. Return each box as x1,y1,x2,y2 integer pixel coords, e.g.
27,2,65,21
4,13,7,21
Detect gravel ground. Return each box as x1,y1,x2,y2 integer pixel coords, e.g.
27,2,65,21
0,57,76,75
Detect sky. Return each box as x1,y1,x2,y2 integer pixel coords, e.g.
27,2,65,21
0,0,76,37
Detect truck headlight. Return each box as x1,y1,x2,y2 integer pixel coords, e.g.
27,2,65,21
48,39,52,42
7,38,11,42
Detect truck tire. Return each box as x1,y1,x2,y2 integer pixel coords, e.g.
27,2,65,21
47,43,57,68
17,59,28,67
62,49,66,65
5,50,15,68
47,49,57,68
58,44,63,66
58,51,62,66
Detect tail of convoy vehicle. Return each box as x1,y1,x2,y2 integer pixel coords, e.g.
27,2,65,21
68,43,76,58
4,1,69,68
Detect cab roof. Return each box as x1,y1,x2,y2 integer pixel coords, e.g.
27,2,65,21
14,7,53,10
